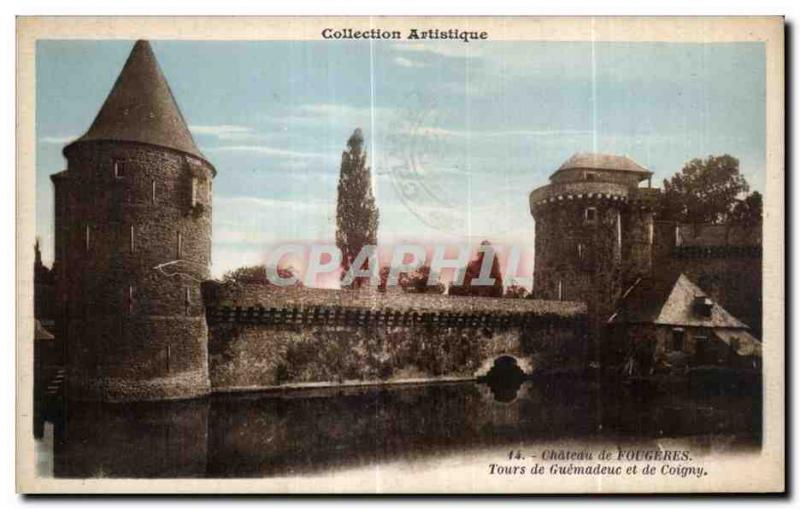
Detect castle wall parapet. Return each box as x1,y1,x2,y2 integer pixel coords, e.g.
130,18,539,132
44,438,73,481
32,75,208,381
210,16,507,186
203,283,588,392
203,282,585,326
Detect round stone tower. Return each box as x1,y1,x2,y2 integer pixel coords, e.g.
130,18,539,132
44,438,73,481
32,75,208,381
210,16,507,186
530,153,658,361
53,40,214,401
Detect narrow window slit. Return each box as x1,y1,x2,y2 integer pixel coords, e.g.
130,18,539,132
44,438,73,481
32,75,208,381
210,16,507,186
113,159,126,178
127,285,134,314
191,178,198,207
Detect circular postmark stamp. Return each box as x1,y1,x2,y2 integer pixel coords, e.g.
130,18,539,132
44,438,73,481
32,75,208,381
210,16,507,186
382,91,515,236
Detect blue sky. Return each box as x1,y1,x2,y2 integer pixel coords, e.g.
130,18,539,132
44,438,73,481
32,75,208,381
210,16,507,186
36,40,765,283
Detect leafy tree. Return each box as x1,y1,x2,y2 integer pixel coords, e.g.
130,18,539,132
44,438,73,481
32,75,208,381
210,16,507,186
658,155,750,223
378,265,445,294
378,266,392,292
404,265,446,294
222,264,302,286
448,240,504,298
504,284,530,299
729,190,763,226
336,128,379,289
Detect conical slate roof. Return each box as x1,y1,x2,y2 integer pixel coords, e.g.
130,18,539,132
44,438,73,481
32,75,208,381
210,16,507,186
65,40,208,162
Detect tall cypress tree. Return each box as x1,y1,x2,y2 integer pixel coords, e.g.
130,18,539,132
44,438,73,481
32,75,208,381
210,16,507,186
336,128,379,289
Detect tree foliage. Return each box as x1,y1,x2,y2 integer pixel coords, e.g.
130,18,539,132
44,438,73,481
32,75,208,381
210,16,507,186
378,265,445,294
657,155,760,224
222,264,302,286
335,128,379,289
448,240,504,298
729,190,763,226
504,284,530,299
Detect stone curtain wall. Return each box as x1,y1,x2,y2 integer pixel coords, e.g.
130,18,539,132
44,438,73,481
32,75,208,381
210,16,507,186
203,283,588,391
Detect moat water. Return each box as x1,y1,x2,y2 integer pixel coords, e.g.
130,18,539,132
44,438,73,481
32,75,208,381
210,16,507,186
35,373,761,478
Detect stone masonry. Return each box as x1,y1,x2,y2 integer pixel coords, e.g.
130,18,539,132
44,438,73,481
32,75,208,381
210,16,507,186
52,41,215,401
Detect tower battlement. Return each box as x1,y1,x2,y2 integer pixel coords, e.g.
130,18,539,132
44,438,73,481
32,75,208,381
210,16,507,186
530,181,631,214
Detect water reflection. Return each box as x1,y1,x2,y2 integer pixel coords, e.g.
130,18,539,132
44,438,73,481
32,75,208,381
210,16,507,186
42,377,761,478
53,399,209,478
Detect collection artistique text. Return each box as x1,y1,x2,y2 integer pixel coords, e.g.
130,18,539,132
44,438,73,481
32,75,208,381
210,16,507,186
321,28,488,42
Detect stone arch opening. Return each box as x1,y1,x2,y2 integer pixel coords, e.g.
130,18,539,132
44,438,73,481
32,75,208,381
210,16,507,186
475,354,533,378
481,355,528,403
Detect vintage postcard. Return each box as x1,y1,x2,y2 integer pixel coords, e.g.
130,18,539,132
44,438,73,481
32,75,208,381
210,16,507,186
16,16,784,494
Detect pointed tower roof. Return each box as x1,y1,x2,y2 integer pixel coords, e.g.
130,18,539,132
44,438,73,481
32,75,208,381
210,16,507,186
65,40,209,163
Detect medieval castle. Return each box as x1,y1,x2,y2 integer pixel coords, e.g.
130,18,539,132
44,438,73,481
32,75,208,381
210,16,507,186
34,40,762,402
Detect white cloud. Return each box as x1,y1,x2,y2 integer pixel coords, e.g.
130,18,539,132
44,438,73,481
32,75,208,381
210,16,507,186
190,124,260,141
396,125,593,140
392,42,483,59
214,230,273,246
39,135,77,145
404,126,463,138
210,246,267,278
212,195,335,259
280,104,376,124
267,103,396,130
393,56,425,68
297,104,371,116
215,195,331,212
484,129,593,138
206,145,334,160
